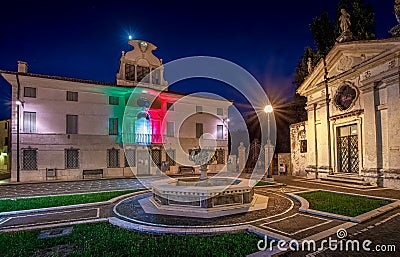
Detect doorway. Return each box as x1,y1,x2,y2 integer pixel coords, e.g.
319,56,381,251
337,124,359,173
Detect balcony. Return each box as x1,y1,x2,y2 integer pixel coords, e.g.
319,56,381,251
122,133,163,145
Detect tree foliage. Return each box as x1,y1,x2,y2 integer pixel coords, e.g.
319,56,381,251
310,12,336,57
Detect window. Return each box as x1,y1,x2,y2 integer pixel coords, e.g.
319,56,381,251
166,149,176,166
217,108,223,115
196,123,203,138
124,149,136,167
166,102,174,111
151,69,160,84
166,122,174,137
23,112,36,133
217,125,223,139
5,122,8,129
125,63,135,81
3,155,7,165
107,148,120,168
65,149,79,169
109,96,119,105
22,148,37,170
109,118,119,135
137,66,150,82
24,87,36,98
66,91,78,101
216,148,225,164
196,105,203,113
300,140,307,153
4,137,8,145
66,115,78,134
150,98,161,109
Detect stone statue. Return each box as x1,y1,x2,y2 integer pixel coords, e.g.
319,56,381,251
339,9,351,33
390,0,400,37
336,9,353,43
189,147,215,180
307,57,313,74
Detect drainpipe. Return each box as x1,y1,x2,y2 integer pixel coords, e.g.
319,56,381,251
16,74,21,182
323,58,333,175
314,103,318,179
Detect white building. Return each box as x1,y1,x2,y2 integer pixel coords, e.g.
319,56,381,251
0,119,10,174
292,37,400,189
0,40,231,182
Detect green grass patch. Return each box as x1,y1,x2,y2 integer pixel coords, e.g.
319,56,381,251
0,190,140,212
0,222,262,257
255,181,275,186
298,191,391,217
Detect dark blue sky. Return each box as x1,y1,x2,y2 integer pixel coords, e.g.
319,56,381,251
0,0,395,120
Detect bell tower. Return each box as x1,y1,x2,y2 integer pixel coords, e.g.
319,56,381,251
116,40,168,90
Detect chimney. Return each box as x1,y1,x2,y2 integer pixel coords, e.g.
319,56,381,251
17,61,28,73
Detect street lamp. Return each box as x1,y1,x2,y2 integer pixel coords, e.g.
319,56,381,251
264,104,273,178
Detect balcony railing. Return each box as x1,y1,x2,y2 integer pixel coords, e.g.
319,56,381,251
122,133,163,145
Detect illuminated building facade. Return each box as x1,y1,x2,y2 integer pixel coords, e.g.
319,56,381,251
1,40,231,182
0,119,10,174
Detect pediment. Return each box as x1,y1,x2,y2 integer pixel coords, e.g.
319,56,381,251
297,38,400,96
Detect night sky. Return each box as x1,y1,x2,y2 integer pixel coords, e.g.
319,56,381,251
0,0,395,121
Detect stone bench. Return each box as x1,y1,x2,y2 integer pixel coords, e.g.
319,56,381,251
177,166,195,174
83,169,103,179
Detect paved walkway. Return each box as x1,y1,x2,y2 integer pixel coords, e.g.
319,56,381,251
0,177,161,198
0,175,399,257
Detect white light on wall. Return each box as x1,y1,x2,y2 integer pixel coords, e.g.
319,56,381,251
16,100,23,106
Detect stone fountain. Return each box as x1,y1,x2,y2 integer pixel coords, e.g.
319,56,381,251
139,147,269,218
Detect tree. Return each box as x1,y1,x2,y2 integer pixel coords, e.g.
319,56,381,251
310,12,336,57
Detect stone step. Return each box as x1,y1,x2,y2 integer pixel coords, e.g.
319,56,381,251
321,176,370,186
326,174,365,181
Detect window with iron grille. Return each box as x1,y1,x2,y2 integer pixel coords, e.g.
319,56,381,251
107,148,119,168
196,123,203,138
124,149,136,167
300,140,307,153
24,87,36,98
109,96,119,105
137,66,150,82
109,118,119,135
66,115,78,134
23,111,36,133
216,148,225,164
65,149,79,169
22,149,37,170
151,149,161,167
166,149,176,166
217,108,223,115
125,63,135,81
217,125,223,139
66,91,78,101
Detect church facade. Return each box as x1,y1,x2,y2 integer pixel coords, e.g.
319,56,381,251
1,40,231,182
293,38,400,189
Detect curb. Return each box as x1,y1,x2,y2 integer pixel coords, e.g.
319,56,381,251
287,190,400,223
0,190,149,216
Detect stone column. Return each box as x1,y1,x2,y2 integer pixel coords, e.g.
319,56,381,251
265,143,275,178
238,142,246,173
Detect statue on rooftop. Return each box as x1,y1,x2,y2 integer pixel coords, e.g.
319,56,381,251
390,0,400,37
336,9,353,43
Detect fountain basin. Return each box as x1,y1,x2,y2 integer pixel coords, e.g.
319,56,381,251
139,177,268,218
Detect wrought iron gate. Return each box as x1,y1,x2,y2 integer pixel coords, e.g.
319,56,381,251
337,130,359,173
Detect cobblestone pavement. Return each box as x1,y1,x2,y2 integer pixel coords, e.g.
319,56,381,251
0,175,399,257
0,177,161,198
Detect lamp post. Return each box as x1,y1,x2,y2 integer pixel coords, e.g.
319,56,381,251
264,104,273,178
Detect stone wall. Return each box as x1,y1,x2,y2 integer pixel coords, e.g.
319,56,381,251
290,122,307,176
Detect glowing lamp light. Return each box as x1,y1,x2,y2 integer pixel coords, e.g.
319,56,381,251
226,118,230,122
128,35,133,40
264,105,273,113
16,100,23,106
